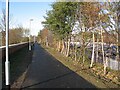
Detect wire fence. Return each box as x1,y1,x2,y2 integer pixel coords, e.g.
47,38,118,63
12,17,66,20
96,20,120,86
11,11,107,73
107,58,120,70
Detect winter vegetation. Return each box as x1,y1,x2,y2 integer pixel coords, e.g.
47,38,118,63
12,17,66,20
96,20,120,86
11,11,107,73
0,0,120,87
0,9,33,46
37,1,120,85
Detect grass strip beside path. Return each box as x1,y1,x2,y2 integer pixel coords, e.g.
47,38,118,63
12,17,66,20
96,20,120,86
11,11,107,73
41,44,119,88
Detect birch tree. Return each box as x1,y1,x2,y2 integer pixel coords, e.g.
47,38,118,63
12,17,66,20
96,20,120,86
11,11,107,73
76,2,100,67
43,2,78,57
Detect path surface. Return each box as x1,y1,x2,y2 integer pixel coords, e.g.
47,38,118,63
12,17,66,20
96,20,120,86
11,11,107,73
0,59,2,90
21,43,96,88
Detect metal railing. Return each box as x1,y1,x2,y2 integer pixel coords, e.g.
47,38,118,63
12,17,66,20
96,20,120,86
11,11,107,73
0,42,28,49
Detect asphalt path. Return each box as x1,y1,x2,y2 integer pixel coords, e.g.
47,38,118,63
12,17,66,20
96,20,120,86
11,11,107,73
0,58,2,90
21,43,96,89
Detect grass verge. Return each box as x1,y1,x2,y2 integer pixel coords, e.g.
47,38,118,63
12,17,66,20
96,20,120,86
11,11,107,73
41,44,120,88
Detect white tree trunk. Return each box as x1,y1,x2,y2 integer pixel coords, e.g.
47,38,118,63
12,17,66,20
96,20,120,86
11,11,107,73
90,31,95,68
58,40,61,52
57,41,59,51
116,11,119,61
96,36,99,62
83,47,85,64
104,57,108,75
101,29,106,74
65,41,67,56
116,27,119,59
61,40,65,55
75,45,77,61
57,40,61,52
39,38,41,44
116,23,119,70
66,39,70,57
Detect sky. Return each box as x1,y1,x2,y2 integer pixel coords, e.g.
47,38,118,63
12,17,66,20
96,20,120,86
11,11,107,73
0,1,54,36
0,0,119,36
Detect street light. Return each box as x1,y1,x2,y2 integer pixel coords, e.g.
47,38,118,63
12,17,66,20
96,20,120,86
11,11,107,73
34,36,36,43
29,19,33,51
5,0,10,89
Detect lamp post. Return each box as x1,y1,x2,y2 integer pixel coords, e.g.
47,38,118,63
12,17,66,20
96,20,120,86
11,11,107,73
5,0,10,89
34,36,35,43
29,19,33,51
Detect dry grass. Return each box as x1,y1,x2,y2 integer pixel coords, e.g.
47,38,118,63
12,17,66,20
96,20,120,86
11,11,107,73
41,44,120,88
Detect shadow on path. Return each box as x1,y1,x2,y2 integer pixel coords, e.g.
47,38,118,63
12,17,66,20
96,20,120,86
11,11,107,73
21,43,97,89
2,46,33,88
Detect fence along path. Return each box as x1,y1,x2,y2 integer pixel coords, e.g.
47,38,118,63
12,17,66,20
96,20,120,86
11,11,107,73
106,57,120,70
0,42,28,59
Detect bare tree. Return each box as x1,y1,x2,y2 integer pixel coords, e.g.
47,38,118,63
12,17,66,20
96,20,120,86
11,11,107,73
0,9,6,32
0,8,13,46
0,9,6,45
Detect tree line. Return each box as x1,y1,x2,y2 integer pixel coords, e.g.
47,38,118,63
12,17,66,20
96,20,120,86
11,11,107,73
38,1,120,76
0,9,31,46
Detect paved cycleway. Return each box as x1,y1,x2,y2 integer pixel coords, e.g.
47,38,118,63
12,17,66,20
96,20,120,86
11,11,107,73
21,43,96,88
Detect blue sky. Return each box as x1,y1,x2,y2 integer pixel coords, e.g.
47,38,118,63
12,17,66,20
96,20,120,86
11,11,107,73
0,1,53,36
